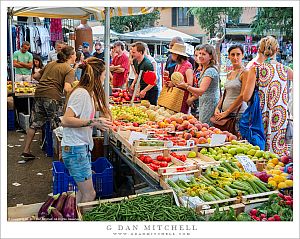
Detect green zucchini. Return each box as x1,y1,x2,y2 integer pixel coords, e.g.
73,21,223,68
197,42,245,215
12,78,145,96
216,187,231,198
224,185,237,197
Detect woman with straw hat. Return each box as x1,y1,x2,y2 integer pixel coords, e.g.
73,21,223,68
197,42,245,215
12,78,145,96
165,43,193,114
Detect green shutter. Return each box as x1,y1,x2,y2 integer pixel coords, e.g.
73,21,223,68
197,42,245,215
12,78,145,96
172,8,177,26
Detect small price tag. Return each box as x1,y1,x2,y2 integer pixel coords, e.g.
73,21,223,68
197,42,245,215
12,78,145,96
128,131,147,145
210,134,226,146
165,141,174,148
235,155,258,173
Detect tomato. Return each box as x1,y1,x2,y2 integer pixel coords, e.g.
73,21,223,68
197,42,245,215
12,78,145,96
139,155,145,162
149,163,159,171
160,161,168,167
164,157,172,162
156,155,164,161
144,157,153,164
152,160,161,166
176,167,187,172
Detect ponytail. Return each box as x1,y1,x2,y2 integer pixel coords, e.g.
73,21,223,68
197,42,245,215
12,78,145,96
57,46,75,63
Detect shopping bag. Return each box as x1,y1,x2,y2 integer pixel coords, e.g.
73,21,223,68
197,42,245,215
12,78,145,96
157,85,185,112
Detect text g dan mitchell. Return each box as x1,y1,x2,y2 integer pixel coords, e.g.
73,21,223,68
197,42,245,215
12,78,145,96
106,224,198,231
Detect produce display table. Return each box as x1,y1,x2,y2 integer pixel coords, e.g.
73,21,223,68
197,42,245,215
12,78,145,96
110,143,161,190
14,93,34,115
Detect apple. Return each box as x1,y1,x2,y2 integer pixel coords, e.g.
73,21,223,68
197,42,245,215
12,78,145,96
132,122,139,127
280,156,290,164
124,96,130,101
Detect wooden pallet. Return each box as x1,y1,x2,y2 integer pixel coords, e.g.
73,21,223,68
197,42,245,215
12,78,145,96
242,190,278,212
199,203,245,218
77,189,175,220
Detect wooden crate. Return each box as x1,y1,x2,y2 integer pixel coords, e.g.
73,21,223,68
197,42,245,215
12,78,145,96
8,202,44,221
77,189,175,220
133,140,168,153
199,203,245,218
242,190,278,212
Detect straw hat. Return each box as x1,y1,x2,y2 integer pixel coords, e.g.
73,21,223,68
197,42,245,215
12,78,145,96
168,43,189,57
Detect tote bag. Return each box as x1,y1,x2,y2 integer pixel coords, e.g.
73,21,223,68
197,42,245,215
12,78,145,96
239,67,266,150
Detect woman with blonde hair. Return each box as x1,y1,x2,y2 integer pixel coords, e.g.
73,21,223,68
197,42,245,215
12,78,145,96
61,57,113,203
243,36,293,155
176,44,220,125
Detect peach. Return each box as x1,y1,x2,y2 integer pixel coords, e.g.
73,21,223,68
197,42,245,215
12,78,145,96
187,124,194,129
182,115,188,120
184,133,192,140
187,115,194,120
198,137,206,144
202,123,209,128
171,121,177,127
164,118,171,124
177,125,185,131
176,118,183,124
201,127,208,132
229,135,237,141
195,123,202,131
188,118,197,124
170,116,177,122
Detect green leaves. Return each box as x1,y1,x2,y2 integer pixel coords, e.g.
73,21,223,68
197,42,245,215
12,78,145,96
250,7,293,39
189,7,243,36
103,10,160,33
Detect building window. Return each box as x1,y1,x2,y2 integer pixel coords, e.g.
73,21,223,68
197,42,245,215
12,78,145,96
172,8,194,27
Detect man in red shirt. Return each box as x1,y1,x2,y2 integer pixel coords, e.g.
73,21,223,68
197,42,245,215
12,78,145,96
110,41,129,88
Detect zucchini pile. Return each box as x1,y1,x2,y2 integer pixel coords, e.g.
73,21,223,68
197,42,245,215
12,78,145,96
167,162,272,203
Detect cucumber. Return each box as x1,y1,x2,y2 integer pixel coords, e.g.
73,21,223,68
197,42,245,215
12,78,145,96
210,187,226,200
246,179,260,194
216,166,229,173
202,192,215,202
179,179,190,188
223,161,237,173
167,180,181,191
253,179,270,192
216,187,231,198
230,162,241,171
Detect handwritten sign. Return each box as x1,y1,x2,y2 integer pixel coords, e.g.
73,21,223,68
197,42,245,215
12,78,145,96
235,155,258,173
128,131,147,145
172,174,189,182
210,134,226,146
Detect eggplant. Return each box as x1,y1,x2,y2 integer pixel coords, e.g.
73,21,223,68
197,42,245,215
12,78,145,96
38,193,60,218
53,192,68,213
48,207,64,221
62,192,77,220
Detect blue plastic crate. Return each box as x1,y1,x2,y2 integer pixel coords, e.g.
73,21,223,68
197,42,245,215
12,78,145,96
7,110,15,130
53,157,113,198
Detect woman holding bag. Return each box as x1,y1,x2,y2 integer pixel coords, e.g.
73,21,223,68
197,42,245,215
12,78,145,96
165,43,193,114
212,44,248,135
243,36,293,155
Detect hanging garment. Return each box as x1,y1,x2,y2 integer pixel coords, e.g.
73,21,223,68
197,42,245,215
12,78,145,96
50,18,63,42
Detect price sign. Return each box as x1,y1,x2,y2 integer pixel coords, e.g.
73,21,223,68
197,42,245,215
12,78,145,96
210,134,226,146
128,131,147,145
235,155,258,173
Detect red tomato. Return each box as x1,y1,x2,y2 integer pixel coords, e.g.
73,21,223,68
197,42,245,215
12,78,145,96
156,155,164,161
164,157,172,162
139,155,145,162
152,160,161,166
160,161,168,167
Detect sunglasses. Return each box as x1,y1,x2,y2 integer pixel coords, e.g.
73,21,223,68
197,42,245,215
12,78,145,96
96,49,101,51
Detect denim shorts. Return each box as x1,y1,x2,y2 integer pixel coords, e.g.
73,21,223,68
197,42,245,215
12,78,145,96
62,145,92,183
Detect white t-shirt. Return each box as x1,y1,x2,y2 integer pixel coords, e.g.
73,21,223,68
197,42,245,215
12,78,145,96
62,88,95,150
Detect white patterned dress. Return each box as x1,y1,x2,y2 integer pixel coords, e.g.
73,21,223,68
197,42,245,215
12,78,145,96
256,62,289,155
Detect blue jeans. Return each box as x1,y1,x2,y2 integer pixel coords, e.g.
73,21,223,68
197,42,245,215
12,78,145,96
62,145,92,183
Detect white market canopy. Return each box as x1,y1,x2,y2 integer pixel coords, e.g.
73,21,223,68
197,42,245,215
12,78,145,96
119,26,200,43
10,7,155,20
92,25,120,40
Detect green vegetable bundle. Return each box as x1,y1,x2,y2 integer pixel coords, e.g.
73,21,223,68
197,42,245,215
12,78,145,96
83,194,204,221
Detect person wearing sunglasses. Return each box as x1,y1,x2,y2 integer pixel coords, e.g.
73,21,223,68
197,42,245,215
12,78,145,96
92,42,104,61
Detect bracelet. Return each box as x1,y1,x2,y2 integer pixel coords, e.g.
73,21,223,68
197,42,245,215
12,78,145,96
85,119,94,127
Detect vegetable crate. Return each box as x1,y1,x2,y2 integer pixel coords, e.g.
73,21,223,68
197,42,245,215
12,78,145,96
242,190,279,212
7,202,44,221
52,157,113,198
7,109,15,130
77,189,178,221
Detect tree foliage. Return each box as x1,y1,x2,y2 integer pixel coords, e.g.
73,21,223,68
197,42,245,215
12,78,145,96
189,7,243,36
250,7,293,39
104,10,160,33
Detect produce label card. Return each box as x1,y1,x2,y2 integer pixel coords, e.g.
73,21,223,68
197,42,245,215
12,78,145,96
128,132,148,145
171,174,189,182
210,134,226,147
235,155,258,173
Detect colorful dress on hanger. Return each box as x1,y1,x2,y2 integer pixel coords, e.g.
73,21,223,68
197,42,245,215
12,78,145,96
256,62,289,155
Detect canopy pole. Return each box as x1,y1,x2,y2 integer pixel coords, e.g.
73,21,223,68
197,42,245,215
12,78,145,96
103,7,110,147
8,8,15,93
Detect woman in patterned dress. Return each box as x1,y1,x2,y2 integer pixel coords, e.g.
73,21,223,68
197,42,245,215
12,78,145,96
243,36,293,155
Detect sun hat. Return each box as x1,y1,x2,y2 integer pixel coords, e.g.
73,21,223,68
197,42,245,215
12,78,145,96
143,71,157,85
168,43,189,57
